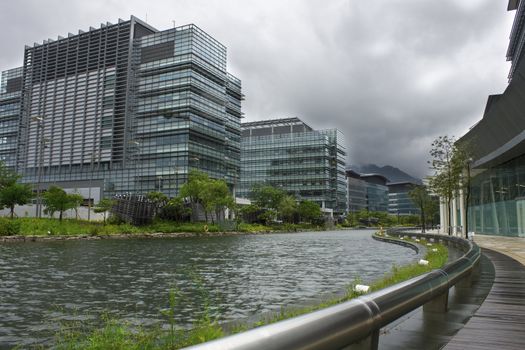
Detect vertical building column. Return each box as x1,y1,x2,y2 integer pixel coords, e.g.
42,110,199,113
459,188,466,237
439,197,445,234
452,194,458,236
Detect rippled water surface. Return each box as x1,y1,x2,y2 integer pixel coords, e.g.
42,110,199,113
0,230,417,347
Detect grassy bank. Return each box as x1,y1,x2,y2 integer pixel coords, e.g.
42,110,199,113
50,233,448,350
0,218,337,238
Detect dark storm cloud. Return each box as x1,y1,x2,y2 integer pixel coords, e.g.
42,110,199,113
0,0,514,178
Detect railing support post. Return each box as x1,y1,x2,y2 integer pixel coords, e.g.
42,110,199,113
346,329,379,350
423,290,448,313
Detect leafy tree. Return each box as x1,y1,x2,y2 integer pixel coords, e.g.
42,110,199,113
298,200,322,223
180,170,235,223
204,179,235,223
408,186,436,233
278,195,298,223
158,197,192,222
42,186,83,221
250,184,286,210
69,193,84,219
428,136,470,236
147,191,169,217
239,204,263,224
94,198,115,224
0,183,33,219
179,170,210,222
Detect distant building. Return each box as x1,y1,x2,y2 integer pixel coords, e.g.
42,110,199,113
387,181,420,216
360,174,389,212
0,16,242,205
240,117,347,215
346,169,367,212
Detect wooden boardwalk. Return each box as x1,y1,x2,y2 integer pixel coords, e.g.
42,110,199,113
444,248,525,350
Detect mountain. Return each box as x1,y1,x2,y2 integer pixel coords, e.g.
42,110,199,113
348,164,422,184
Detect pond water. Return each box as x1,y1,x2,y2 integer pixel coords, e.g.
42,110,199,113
0,230,417,347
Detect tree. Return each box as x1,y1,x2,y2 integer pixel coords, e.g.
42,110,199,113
298,200,322,224
158,197,191,222
278,195,298,223
0,183,33,219
250,184,286,210
428,136,470,236
408,185,433,233
205,179,235,223
179,170,210,222
69,193,84,219
42,186,83,221
0,161,19,189
94,198,115,224
147,191,168,217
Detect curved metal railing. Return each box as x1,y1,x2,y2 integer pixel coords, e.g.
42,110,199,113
184,229,480,350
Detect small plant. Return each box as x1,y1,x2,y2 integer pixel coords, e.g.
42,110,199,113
0,218,21,236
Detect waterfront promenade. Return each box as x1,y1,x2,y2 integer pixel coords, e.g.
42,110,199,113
421,231,525,350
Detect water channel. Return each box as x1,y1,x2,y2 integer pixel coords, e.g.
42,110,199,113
0,230,418,347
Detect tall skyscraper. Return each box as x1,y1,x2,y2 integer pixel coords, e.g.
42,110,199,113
2,16,242,203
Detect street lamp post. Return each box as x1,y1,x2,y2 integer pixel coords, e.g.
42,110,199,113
465,157,473,239
87,153,97,221
32,116,44,218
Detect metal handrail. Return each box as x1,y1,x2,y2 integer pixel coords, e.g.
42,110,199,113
184,229,480,350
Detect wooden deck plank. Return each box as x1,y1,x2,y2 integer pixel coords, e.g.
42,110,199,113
443,248,525,350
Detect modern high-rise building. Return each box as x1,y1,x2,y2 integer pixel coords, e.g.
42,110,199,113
449,1,525,237
239,118,347,215
2,16,242,203
387,181,420,216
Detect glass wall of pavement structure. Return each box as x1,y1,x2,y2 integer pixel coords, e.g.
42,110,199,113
0,67,22,169
133,24,242,197
468,153,525,237
240,118,347,215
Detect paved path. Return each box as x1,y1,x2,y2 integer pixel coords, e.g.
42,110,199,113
473,235,525,266
444,248,525,350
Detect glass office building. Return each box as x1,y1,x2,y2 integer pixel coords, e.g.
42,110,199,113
239,118,347,215
454,1,525,237
360,174,389,213
5,16,241,202
0,67,22,169
388,182,420,216
346,169,367,212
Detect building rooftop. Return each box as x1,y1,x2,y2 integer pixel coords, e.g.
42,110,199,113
242,117,313,130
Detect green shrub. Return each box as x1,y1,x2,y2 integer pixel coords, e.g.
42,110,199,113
0,218,21,236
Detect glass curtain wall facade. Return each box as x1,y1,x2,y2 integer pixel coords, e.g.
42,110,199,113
132,24,241,197
346,170,367,212
240,118,347,215
0,67,22,169
455,1,525,237
9,16,241,201
361,174,389,212
388,182,420,216
468,154,525,236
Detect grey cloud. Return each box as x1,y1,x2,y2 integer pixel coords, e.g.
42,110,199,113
0,0,514,178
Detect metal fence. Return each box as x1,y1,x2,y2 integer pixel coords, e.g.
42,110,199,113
183,228,480,350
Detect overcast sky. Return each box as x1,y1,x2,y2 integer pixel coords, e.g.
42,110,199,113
0,0,516,178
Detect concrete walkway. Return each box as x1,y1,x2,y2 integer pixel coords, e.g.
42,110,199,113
473,235,525,266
